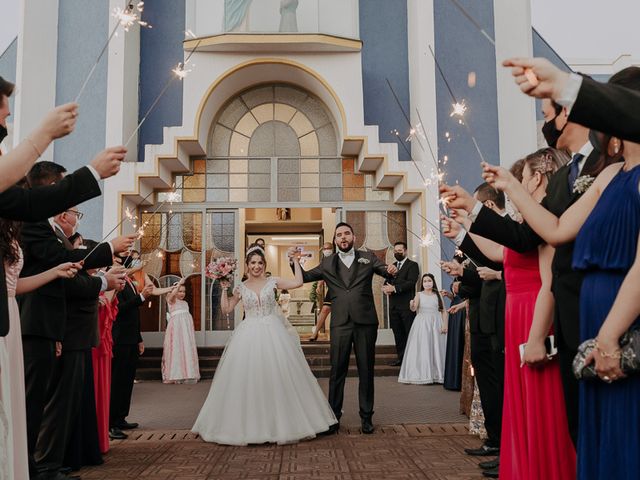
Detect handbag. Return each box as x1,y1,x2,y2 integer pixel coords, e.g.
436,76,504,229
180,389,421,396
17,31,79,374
573,327,640,380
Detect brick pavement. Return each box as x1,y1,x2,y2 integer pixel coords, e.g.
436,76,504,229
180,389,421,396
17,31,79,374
80,425,487,479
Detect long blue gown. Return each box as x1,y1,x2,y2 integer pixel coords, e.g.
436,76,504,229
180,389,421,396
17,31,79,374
573,164,640,480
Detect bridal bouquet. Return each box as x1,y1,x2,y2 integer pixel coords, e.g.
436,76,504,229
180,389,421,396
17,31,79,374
205,257,238,283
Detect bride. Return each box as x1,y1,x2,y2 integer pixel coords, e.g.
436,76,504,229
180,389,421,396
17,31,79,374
192,245,337,445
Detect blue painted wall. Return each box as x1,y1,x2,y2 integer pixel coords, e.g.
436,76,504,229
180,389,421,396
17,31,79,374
137,0,185,162
0,38,17,114
359,0,410,161
532,28,572,121
434,0,500,263
55,0,109,241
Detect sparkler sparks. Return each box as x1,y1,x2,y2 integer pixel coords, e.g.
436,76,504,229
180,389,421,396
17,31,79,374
113,2,151,32
450,101,467,118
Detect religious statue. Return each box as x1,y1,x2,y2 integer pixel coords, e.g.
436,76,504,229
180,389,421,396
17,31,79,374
224,0,252,32
279,0,299,32
276,208,290,221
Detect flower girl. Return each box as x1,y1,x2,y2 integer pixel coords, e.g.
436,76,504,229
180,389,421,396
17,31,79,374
398,273,448,384
161,278,200,384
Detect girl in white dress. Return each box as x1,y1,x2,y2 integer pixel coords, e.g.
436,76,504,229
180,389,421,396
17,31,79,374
162,279,200,384
399,273,448,384
192,246,337,445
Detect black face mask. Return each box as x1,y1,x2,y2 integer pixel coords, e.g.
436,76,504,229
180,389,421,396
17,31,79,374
541,116,564,148
0,125,7,145
394,252,405,262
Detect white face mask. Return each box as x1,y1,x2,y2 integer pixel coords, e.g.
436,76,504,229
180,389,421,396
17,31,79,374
130,259,142,268
322,249,333,257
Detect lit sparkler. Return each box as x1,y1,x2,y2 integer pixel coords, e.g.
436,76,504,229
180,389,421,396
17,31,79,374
450,101,467,118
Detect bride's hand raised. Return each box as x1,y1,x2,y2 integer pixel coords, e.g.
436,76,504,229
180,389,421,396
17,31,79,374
481,162,517,192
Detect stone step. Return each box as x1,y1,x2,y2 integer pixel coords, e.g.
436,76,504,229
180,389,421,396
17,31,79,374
136,364,401,381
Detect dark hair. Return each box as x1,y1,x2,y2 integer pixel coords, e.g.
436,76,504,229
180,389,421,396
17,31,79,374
27,161,67,187
509,158,525,183
550,100,563,116
474,183,506,210
255,237,265,245
581,67,640,177
281,289,289,294
0,77,14,98
334,222,354,237
394,241,407,249
420,273,444,312
0,219,22,265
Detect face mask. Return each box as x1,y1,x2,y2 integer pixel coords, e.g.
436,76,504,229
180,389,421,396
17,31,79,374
130,259,142,268
541,116,565,148
322,249,333,257
394,252,405,262
0,125,7,144
72,219,80,235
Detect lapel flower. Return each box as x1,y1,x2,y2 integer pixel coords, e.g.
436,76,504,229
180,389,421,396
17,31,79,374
573,175,595,194
357,257,370,264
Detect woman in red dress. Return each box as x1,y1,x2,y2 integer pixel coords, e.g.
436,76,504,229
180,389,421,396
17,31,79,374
93,289,119,453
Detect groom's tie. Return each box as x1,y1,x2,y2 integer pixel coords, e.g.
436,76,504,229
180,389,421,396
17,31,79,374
567,153,583,191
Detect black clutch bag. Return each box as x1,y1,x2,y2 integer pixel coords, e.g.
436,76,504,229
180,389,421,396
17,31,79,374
573,327,640,380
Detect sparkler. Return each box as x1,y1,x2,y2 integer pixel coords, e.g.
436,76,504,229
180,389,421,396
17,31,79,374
447,0,496,46
75,1,151,103
428,45,487,165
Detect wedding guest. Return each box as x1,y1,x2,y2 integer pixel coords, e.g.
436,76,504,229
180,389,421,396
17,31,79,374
476,67,640,480
278,289,291,318
162,278,200,384
442,148,576,480
0,215,80,480
0,76,78,192
444,274,466,391
110,257,153,439
309,242,334,342
18,158,133,478
398,273,447,384
92,260,121,454
382,241,420,366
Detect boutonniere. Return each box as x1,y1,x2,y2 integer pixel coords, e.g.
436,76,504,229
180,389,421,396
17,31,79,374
357,257,370,264
573,175,595,194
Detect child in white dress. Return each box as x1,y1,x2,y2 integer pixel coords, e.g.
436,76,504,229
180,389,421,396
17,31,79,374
398,273,448,384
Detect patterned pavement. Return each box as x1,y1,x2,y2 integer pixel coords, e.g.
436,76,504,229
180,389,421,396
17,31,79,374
77,379,487,479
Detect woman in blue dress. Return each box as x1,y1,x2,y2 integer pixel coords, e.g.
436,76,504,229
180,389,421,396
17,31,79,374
473,67,640,479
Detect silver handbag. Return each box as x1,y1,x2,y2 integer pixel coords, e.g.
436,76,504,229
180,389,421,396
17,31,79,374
573,327,640,380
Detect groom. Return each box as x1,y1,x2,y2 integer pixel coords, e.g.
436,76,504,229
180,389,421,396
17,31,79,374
293,222,396,434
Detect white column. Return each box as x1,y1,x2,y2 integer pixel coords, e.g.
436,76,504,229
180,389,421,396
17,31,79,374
13,0,60,160
493,0,537,166
103,0,141,238
407,0,441,282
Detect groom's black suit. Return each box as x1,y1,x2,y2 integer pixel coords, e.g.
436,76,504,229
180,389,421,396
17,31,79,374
468,148,600,445
300,249,392,422
385,258,419,362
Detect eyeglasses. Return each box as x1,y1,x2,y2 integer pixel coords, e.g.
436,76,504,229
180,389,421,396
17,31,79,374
66,210,84,220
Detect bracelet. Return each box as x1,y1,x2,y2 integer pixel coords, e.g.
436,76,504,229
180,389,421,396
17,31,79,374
595,340,622,359
26,137,42,158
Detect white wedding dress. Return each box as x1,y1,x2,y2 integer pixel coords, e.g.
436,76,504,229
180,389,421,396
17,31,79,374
192,277,336,445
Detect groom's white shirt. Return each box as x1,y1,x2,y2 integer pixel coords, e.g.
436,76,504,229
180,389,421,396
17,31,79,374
338,248,355,268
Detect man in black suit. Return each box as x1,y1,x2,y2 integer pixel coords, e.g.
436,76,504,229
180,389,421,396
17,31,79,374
297,222,397,434
19,160,134,479
441,113,597,446
110,261,153,439
382,241,419,366
504,57,640,142
34,220,126,477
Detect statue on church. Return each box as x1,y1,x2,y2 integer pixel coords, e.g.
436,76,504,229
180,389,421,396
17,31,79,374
224,0,253,32
279,0,299,32
276,208,290,221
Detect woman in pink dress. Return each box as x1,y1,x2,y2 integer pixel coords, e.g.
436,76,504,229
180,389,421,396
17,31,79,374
443,148,576,479
162,279,200,384
0,232,79,479
93,288,119,453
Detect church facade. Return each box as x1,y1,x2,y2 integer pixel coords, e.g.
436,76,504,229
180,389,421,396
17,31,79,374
2,0,545,346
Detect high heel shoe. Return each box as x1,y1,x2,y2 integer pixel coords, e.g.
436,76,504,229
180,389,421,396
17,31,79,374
309,326,318,342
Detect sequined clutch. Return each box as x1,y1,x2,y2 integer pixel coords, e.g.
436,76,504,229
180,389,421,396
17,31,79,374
573,327,640,380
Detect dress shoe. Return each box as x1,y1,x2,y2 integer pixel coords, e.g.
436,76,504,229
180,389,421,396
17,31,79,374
464,444,500,456
389,360,402,367
109,427,128,440
361,419,374,434
479,457,500,470
319,423,339,435
116,421,139,430
482,466,499,478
